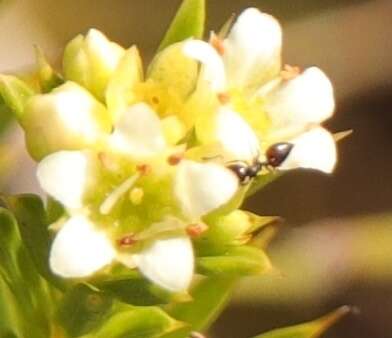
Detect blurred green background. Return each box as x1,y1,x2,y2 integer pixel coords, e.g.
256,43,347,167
0,0,391,337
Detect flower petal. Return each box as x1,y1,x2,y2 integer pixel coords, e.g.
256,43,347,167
279,127,337,173
174,160,238,219
50,215,116,278
133,235,194,292
223,8,282,89
109,103,166,158
215,107,260,161
262,67,335,138
183,40,226,92
37,151,94,210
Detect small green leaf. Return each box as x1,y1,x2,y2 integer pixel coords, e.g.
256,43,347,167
158,0,205,51
96,271,178,306
85,304,181,338
0,75,34,121
197,246,271,277
163,276,236,338
2,194,63,289
57,284,113,337
34,45,63,93
252,306,352,338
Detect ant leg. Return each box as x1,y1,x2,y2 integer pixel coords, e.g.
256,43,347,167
201,154,224,162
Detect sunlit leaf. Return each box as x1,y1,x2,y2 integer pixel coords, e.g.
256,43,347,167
252,306,352,338
197,246,271,277
158,0,205,51
84,304,182,338
163,277,236,338
34,45,63,93
0,75,34,120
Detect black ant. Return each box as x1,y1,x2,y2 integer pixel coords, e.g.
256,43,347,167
227,142,294,185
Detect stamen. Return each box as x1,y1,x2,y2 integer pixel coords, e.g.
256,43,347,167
281,64,301,81
117,234,137,247
217,92,230,104
98,152,117,171
100,173,140,215
210,32,225,55
137,164,152,176
186,223,208,238
168,153,183,166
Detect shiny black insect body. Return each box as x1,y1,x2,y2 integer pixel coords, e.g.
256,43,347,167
227,142,293,185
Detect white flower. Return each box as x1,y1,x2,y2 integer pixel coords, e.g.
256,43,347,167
37,102,237,292
183,8,337,174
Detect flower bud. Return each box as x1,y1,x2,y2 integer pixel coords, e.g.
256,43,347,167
63,29,125,100
22,82,112,160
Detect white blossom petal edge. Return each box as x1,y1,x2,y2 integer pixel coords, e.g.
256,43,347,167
133,235,194,292
50,215,116,278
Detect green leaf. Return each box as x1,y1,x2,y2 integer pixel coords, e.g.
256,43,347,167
0,74,34,120
85,304,182,338
1,194,63,289
163,277,236,338
34,45,63,93
197,246,271,277
57,284,113,337
96,271,179,306
252,306,352,338
0,207,53,338
158,0,205,51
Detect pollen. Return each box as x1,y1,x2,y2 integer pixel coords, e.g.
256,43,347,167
137,163,152,176
129,187,144,205
117,234,137,247
217,92,230,104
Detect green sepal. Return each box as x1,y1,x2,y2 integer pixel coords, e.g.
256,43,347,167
0,74,34,121
197,246,271,277
1,194,64,289
163,276,236,338
158,0,205,51
252,306,352,338
83,304,182,338
34,46,63,93
57,283,114,337
198,210,278,255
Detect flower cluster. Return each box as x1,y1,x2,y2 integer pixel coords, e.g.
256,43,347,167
6,8,337,294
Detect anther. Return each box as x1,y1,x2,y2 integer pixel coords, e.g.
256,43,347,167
137,164,152,176
281,64,301,81
117,234,137,247
168,153,183,166
151,96,160,105
186,223,208,238
217,92,230,104
210,32,225,55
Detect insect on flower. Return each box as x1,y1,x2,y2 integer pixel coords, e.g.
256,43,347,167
226,142,294,185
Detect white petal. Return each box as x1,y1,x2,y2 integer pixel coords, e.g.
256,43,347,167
216,107,260,161
133,235,194,292
50,215,116,278
224,8,282,88
109,103,166,158
183,40,226,92
262,67,335,136
174,160,238,219
279,127,337,173
37,151,93,210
